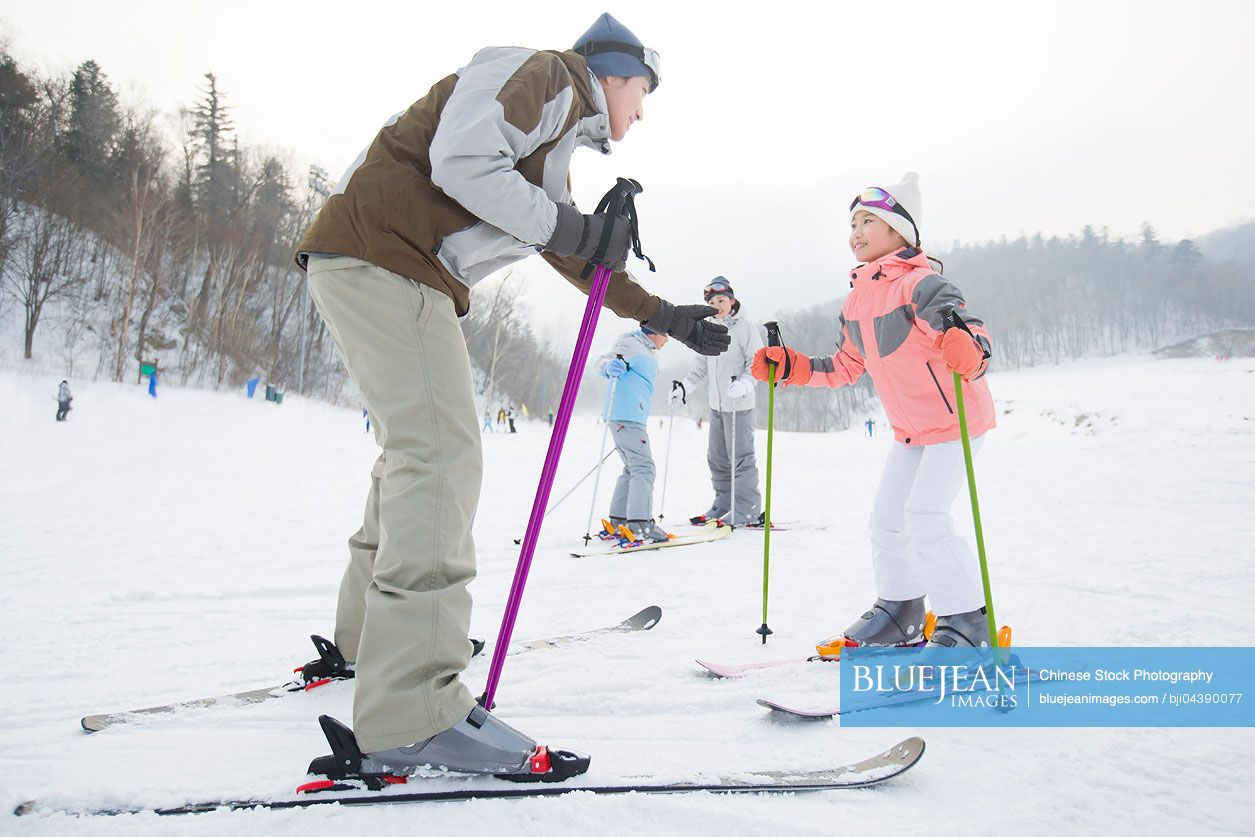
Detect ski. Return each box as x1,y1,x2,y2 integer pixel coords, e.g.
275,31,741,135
757,665,1044,719
696,656,834,679
512,604,661,651
80,607,661,732
698,614,943,677
756,698,841,719
570,521,730,557
14,736,924,817
686,514,788,531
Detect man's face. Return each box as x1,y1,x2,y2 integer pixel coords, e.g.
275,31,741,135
601,76,651,141
707,294,735,318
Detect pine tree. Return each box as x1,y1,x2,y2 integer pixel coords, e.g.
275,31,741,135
59,59,120,183
191,72,235,224
1171,239,1202,272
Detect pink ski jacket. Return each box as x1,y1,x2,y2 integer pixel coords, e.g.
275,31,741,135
806,248,996,446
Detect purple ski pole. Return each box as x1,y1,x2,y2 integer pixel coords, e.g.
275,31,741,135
481,179,649,710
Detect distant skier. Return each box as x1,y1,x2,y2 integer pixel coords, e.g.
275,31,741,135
482,411,494,433
507,405,517,433
597,326,670,543
293,13,726,781
56,380,72,421
865,417,875,437
752,173,998,651
671,278,764,526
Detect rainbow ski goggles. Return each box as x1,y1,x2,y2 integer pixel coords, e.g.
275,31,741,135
850,187,919,245
703,279,733,300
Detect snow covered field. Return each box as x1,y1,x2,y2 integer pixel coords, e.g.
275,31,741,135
2,355,1253,834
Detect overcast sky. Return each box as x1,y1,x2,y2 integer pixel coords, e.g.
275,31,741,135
5,0,1254,349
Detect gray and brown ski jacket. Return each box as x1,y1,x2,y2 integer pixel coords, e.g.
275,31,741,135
296,47,661,321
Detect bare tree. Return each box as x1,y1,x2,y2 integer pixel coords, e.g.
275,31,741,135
111,106,167,381
4,185,85,358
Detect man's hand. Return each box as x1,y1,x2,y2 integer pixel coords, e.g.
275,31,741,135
545,203,631,271
642,301,730,356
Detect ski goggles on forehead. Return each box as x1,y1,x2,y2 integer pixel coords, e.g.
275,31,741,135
850,187,920,244
850,187,902,215
575,41,662,91
703,280,732,298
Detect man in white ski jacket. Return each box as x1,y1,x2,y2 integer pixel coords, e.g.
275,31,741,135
671,278,765,525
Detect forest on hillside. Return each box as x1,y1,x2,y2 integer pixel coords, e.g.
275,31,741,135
2,43,1252,430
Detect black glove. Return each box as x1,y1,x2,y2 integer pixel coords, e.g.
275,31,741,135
545,202,631,272
642,301,731,357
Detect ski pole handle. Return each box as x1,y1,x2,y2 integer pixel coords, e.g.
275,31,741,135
939,304,990,367
763,321,785,385
579,178,645,280
939,304,980,342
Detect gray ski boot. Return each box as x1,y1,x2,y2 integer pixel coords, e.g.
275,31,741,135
724,509,762,527
360,704,538,776
816,597,927,656
626,518,670,544
925,607,991,648
306,709,590,788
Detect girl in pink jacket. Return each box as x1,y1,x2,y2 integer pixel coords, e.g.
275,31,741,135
751,172,997,650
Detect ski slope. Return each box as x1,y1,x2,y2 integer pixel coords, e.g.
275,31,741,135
2,356,1252,834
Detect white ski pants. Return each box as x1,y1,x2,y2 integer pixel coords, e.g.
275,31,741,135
868,436,988,617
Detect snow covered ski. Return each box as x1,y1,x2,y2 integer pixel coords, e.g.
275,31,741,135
80,606,661,732
570,520,730,557
13,736,925,817
696,656,835,679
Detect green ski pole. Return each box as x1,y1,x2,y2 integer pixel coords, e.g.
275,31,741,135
940,305,1003,661
756,322,784,644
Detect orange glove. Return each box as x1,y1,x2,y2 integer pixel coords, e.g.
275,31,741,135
752,346,813,387
934,329,985,380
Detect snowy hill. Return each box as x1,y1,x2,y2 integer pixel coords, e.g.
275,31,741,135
2,355,1253,834
1154,329,1255,359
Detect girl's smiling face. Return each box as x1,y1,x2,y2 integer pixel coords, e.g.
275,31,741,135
849,210,909,263
707,294,735,318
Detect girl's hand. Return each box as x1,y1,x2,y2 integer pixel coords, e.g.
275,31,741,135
752,346,812,387
934,330,985,380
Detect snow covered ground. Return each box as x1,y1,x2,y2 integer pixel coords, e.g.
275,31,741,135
2,355,1253,834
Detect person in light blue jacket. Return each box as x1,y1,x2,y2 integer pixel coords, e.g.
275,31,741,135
596,326,669,542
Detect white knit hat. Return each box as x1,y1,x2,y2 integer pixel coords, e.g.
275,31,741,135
851,171,923,248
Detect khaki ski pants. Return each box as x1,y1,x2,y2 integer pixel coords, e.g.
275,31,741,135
307,256,480,753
